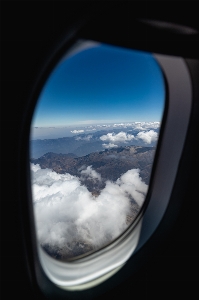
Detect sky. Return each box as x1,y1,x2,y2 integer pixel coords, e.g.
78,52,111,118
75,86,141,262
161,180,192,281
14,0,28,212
32,40,165,128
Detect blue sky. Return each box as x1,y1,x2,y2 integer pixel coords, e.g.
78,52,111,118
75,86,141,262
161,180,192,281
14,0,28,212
32,42,165,127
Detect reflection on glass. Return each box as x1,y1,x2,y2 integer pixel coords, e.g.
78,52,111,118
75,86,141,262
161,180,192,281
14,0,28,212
30,41,165,261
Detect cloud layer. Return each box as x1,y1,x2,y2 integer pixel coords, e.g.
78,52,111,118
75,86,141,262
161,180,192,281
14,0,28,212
31,164,148,256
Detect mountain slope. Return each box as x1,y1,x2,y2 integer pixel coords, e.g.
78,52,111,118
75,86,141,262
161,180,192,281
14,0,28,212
31,145,155,190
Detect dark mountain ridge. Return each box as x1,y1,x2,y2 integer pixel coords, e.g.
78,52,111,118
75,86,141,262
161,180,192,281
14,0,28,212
31,145,155,190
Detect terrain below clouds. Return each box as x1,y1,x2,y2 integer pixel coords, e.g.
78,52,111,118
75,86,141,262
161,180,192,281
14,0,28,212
30,127,157,260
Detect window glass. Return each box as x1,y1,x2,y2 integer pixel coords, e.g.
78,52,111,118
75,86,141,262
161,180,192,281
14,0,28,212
30,41,165,261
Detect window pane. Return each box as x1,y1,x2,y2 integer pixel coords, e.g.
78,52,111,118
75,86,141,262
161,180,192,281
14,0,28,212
30,41,165,261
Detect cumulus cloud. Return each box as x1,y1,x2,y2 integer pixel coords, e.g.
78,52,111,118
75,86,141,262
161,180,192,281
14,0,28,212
80,165,101,182
100,131,135,143
136,130,158,144
115,169,148,206
102,143,118,149
31,164,148,256
71,129,84,134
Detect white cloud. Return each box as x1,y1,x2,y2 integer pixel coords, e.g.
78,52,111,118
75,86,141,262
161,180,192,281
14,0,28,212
146,122,160,129
113,123,123,127
111,122,160,131
116,169,148,206
100,131,135,143
136,130,158,144
31,164,148,254
71,129,84,134
102,143,118,149
134,125,145,131
133,122,160,131
80,165,101,181
75,135,93,141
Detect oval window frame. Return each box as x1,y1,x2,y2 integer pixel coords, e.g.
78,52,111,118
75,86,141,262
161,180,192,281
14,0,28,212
27,38,192,290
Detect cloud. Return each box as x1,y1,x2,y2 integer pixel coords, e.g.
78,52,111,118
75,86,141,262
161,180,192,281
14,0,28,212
96,124,111,128
100,129,158,145
113,123,125,127
111,122,160,131
136,130,158,144
102,143,118,149
80,165,101,182
31,164,148,257
115,169,148,206
133,122,160,131
71,129,84,134
75,135,93,141
145,122,160,129
100,131,135,143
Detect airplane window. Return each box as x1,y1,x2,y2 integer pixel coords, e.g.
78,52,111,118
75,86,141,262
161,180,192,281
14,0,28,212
29,40,165,262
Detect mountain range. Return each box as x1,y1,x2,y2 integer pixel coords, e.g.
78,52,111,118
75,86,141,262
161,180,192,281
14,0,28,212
30,128,158,158
31,145,155,194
